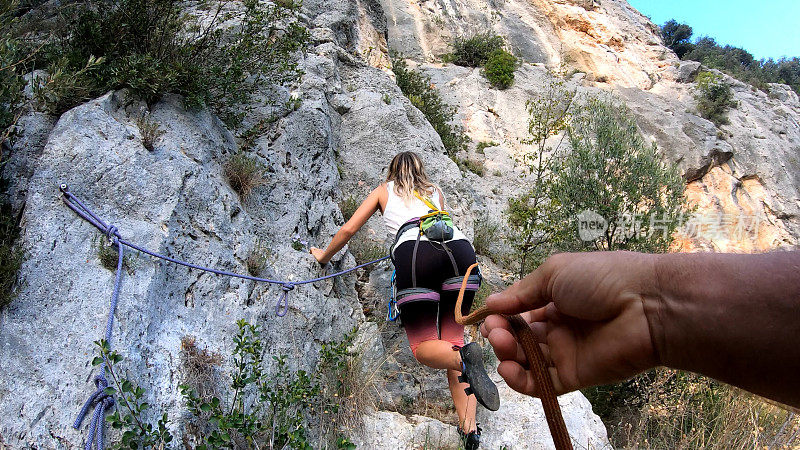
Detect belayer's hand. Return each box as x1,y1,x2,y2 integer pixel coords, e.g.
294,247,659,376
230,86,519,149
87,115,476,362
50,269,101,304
480,252,660,397
309,247,327,264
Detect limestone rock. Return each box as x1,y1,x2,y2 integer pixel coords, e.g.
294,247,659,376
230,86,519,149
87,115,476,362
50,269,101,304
479,380,611,449
677,60,701,82
354,381,611,449
12,0,800,447
353,411,460,448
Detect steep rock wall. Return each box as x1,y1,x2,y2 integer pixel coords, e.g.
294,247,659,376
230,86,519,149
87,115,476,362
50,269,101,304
381,0,800,252
0,0,611,448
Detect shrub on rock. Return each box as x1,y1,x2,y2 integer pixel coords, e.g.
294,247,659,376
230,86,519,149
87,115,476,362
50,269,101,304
447,33,505,67
484,49,517,89
695,71,736,126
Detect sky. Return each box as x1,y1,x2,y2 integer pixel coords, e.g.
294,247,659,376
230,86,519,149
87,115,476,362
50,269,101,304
627,0,799,60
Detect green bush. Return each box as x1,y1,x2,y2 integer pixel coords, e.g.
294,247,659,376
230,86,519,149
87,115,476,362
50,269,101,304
483,49,517,89
391,55,468,158
34,0,308,126
661,19,800,95
550,97,686,252
0,0,33,148
695,71,736,126
506,80,575,278
99,320,365,448
660,19,694,58
447,33,505,67
475,141,498,154
0,201,22,310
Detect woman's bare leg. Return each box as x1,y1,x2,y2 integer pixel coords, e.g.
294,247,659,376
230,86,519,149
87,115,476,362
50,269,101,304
413,340,478,433
413,339,462,370
448,368,478,433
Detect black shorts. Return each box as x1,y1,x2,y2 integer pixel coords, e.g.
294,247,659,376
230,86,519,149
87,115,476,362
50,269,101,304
393,239,477,353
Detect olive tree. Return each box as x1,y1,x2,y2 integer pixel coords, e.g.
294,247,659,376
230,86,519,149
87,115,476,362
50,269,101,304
549,97,686,252
506,80,576,278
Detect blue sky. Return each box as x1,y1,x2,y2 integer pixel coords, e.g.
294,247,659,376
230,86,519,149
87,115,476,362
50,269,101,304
627,0,799,60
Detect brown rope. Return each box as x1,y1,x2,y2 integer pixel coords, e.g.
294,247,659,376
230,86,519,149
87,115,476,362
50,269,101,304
455,263,573,450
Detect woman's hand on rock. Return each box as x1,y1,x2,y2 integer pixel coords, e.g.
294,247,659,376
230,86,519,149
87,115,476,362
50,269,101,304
309,247,328,264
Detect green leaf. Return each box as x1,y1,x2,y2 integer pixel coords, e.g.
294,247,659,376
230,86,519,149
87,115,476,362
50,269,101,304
103,387,116,396
91,356,104,366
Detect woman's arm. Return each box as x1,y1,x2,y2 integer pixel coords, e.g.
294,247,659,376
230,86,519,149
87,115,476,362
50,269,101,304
310,185,385,265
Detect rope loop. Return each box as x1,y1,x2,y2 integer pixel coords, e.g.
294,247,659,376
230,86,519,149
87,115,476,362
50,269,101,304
105,225,119,243
275,283,295,317
73,372,115,450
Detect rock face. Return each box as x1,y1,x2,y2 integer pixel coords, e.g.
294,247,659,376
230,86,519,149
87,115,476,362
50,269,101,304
0,0,610,447
383,0,800,252
4,0,799,448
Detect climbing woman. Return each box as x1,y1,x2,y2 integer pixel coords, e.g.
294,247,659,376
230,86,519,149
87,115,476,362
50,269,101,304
310,151,498,449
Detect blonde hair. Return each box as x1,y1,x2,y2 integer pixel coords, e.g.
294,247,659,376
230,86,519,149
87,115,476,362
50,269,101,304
386,151,437,202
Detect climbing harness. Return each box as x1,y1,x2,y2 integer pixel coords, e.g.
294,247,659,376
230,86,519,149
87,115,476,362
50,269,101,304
60,184,389,449
455,263,573,450
387,193,482,331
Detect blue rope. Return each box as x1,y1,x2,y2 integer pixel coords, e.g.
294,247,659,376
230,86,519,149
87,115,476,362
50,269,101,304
72,225,123,450
61,184,389,447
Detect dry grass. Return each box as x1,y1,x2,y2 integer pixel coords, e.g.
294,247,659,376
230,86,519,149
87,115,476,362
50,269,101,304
471,212,500,260
339,195,359,221
586,368,800,449
135,113,165,151
180,335,222,398
348,232,387,265
224,152,266,198
316,332,390,444
245,239,270,276
395,398,459,427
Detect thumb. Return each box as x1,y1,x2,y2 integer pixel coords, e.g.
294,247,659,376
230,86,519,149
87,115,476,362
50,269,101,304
486,254,565,315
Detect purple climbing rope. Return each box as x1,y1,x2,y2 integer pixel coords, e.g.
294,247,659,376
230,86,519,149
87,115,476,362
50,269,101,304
72,214,123,450
61,184,388,448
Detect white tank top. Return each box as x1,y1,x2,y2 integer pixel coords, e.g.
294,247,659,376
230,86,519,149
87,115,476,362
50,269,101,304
383,181,467,250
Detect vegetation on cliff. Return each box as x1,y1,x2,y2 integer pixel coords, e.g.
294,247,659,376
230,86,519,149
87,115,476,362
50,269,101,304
695,71,736,126
96,321,367,448
391,55,469,158
661,19,800,95
483,49,518,90
506,87,685,276
3,0,308,130
446,33,518,90
445,33,506,67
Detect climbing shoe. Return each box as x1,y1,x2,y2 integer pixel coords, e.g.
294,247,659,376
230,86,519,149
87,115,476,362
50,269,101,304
458,424,481,450
458,342,500,411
